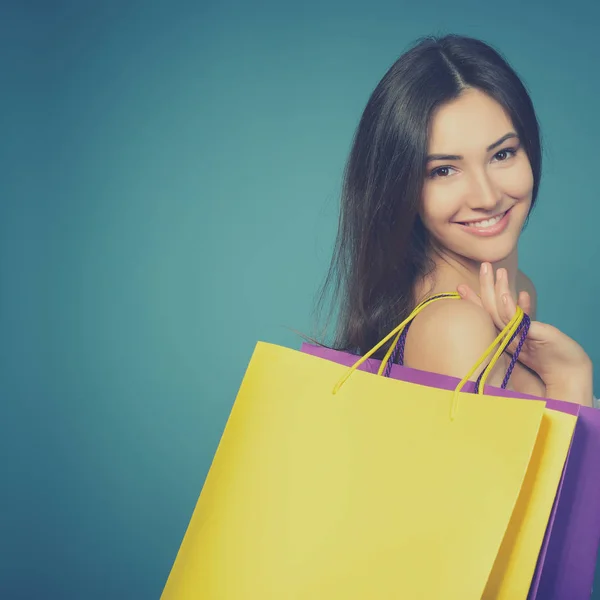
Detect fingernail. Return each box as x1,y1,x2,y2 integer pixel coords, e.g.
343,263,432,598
457,285,466,297
481,263,488,275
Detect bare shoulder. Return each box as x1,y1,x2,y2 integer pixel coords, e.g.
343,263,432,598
517,270,538,318
403,299,511,386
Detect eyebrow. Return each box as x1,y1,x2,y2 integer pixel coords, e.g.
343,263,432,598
425,132,519,163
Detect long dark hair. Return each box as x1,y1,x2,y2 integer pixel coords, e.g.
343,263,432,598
316,34,542,358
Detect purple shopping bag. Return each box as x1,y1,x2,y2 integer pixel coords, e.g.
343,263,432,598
301,342,600,600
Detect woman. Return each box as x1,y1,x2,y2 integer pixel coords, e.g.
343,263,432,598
319,34,594,407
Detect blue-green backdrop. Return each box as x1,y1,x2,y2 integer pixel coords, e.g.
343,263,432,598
2,0,599,598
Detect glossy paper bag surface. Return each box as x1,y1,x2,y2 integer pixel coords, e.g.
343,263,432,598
301,342,579,599
162,342,548,599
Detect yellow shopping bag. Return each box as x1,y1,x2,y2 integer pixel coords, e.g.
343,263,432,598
482,405,576,599
376,295,579,599
162,299,575,599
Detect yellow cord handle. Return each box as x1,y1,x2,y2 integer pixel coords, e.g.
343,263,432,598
449,305,524,419
332,293,461,394
376,295,459,377
332,293,525,421
470,307,524,394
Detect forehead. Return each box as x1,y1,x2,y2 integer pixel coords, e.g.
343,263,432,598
428,88,514,150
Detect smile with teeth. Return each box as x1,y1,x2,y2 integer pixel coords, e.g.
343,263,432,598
462,211,507,228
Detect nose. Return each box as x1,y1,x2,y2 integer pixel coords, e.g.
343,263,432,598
466,170,503,211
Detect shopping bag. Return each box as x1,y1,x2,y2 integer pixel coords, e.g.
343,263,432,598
161,300,573,599
300,294,600,600
529,404,600,600
301,340,588,598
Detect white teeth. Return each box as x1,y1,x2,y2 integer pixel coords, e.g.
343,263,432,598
465,213,504,228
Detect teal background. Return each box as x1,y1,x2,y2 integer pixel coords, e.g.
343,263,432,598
2,1,599,598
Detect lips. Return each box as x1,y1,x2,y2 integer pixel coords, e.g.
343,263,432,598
456,207,513,237
458,209,509,227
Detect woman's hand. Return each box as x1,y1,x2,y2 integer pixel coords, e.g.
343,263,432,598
457,263,593,406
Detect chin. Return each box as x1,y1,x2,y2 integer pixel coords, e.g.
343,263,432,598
444,235,519,266
469,249,516,265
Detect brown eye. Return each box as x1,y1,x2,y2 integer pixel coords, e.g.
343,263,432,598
429,166,453,179
494,147,518,162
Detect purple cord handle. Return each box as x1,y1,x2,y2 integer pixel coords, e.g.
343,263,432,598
383,296,531,393
476,315,530,392
383,293,456,378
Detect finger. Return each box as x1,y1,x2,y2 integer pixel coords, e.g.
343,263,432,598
518,290,532,316
500,291,523,353
496,268,514,324
479,262,503,327
500,291,518,324
457,284,483,307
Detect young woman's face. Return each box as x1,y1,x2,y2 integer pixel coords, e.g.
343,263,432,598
420,87,534,265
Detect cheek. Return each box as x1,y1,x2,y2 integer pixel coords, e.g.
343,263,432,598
420,187,461,230
498,161,534,198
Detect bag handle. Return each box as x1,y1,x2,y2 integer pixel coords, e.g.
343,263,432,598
332,293,528,420
380,294,530,393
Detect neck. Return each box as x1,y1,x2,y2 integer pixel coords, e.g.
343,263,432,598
423,246,520,300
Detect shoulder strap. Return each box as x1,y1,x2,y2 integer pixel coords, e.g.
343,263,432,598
383,293,530,392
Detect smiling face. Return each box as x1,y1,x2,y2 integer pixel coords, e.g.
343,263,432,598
420,87,534,266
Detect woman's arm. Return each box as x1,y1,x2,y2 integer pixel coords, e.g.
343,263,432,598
544,362,594,407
